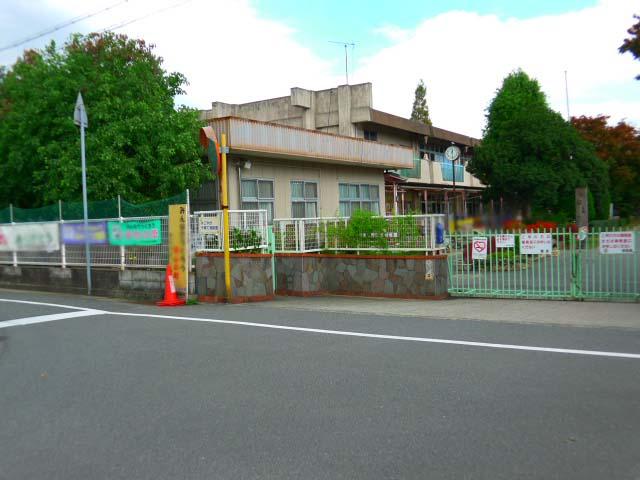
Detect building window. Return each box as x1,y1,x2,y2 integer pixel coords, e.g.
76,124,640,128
364,130,378,141
339,183,380,217
241,178,274,222
291,181,318,218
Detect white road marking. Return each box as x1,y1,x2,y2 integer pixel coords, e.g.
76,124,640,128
1,297,639,360
0,298,95,311
0,309,104,328
108,312,640,360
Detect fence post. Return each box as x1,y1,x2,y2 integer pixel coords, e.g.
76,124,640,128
298,220,306,252
59,200,66,268
10,203,17,267
118,195,125,271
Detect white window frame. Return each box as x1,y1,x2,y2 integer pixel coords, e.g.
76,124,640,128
338,183,380,217
291,180,319,218
241,178,274,222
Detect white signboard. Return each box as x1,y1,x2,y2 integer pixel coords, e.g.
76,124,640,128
520,232,552,255
0,223,60,252
496,234,515,248
471,236,488,260
599,231,635,254
198,215,220,233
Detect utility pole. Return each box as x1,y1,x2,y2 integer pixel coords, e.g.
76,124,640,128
74,92,92,295
329,41,356,84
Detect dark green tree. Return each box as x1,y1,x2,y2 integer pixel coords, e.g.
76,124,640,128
619,14,640,80
0,32,210,208
410,79,431,125
467,70,610,220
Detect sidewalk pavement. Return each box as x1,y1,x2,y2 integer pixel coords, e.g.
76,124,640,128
257,295,640,330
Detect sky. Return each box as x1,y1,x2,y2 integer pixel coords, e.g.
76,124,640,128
1,0,638,138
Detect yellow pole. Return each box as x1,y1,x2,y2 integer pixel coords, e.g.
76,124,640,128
221,133,232,301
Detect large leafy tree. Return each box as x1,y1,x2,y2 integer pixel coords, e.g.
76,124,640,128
467,70,609,220
410,79,431,125
0,32,210,208
619,14,640,80
572,115,640,217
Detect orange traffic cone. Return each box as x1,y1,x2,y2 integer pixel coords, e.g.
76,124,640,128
157,265,186,307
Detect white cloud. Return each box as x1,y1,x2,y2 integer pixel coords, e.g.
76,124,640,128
40,0,339,107
6,0,639,139
373,25,410,43
355,0,639,137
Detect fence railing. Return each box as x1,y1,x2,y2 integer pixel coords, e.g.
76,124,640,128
0,216,170,269
191,210,268,252
0,210,268,269
272,214,447,253
447,228,640,301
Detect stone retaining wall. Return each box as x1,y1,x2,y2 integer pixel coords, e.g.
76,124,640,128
275,254,448,299
195,253,274,303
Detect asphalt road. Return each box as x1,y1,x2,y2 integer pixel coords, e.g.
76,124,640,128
1,289,639,479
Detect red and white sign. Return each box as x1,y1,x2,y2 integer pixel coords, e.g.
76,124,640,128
520,233,552,255
472,236,488,260
496,234,515,248
599,231,635,254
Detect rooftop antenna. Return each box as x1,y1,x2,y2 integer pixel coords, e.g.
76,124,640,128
564,70,571,121
329,40,356,84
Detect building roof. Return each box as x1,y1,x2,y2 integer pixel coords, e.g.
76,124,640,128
365,109,480,147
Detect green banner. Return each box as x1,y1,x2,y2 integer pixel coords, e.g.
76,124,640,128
107,220,162,246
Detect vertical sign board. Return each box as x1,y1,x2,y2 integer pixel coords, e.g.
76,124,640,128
520,233,553,254
471,236,488,260
599,231,635,254
575,187,589,229
169,204,188,289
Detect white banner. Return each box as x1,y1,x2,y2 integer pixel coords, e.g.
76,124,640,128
495,234,515,248
0,223,60,252
599,231,635,254
471,236,488,260
520,233,552,255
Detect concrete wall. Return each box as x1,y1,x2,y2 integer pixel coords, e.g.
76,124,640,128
0,265,192,300
227,156,386,218
204,83,374,139
195,253,274,303
275,254,448,299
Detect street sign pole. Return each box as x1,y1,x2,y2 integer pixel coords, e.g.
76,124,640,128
75,93,92,295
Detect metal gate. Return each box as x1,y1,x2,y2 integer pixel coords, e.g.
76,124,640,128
447,228,639,301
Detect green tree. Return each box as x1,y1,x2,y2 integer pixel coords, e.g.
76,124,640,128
619,14,640,80
0,32,210,208
410,79,431,125
467,70,610,220
572,115,640,217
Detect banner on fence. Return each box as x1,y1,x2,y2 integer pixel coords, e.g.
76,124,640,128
61,222,108,245
107,220,162,246
520,233,552,254
471,236,488,260
168,204,188,289
0,223,60,252
495,234,515,248
599,231,635,254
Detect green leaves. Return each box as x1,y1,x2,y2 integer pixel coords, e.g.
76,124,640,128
0,32,210,208
410,79,431,125
468,70,610,220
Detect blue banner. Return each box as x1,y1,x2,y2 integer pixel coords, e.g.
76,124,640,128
61,222,108,245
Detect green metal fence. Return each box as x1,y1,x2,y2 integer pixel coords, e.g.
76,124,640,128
0,193,187,223
447,228,640,301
